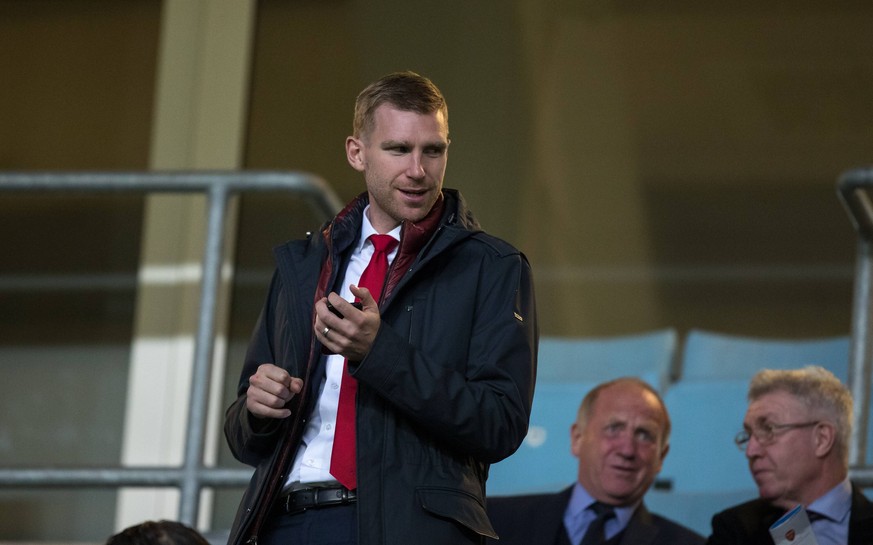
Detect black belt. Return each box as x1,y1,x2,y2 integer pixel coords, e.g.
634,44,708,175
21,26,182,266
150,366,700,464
277,486,357,515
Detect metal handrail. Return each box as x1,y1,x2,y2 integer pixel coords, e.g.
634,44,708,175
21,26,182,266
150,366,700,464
0,171,343,527
837,166,873,481
0,467,254,487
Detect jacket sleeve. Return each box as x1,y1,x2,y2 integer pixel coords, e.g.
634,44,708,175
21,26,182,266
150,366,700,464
705,511,741,545
223,272,288,467
351,248,538,464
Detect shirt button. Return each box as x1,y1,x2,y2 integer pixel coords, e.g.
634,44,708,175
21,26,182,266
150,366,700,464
331,382,339,390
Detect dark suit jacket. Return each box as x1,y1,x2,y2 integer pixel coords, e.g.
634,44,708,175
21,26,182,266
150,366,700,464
487,487,706,545
224,191,538,545
706,482,873,545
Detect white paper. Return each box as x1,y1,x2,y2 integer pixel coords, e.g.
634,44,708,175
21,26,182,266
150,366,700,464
769,505,820,545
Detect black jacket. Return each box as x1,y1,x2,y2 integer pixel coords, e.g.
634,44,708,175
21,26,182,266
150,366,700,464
706,482,873,545
224,189,538,545
487,487,705,545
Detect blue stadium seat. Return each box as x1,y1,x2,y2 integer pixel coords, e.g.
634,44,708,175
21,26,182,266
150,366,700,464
537,329,678,391
677,329,873,464
658,380,755,493
679,329,850,382
488,382,592,496
488,379,757,532
489,329,680,496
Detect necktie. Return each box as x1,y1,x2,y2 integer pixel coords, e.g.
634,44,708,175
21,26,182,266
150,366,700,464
329,234,398,490
578,502,616,545
806,510,826,522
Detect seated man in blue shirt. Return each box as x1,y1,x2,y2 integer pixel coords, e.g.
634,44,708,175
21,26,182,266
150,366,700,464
487,377,704,545
707,365,873,545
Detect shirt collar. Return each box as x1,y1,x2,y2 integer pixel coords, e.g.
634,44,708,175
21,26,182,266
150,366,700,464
567,482,639,527
358,205,401,252
807,477,852,523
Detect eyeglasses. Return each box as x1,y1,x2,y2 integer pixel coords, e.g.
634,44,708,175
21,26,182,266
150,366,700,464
734,420,820,450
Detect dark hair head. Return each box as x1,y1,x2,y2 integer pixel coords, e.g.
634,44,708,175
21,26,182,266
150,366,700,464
106,520,210,545
353,70,448,138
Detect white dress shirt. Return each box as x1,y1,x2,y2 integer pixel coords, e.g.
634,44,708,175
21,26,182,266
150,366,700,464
283,207,400,491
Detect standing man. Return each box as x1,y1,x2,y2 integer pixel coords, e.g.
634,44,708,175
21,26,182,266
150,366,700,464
224,71,538,545
487,377,705,545
707,365,873,545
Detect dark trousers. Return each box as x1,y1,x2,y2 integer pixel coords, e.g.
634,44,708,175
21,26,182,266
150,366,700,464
259,504,357,545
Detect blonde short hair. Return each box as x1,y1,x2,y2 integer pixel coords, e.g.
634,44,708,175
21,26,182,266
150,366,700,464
352,71,448,138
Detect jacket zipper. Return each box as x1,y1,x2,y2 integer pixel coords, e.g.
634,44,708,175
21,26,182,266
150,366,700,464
244,241,338,544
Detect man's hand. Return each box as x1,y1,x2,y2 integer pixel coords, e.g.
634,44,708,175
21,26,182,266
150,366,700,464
245,363,303,419
315,286,381,361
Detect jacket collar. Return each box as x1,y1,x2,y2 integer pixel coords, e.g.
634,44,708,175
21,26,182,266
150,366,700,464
315,188,479,304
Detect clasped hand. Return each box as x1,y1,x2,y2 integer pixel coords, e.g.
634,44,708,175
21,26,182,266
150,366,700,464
245,284,381,420
315,284,381,361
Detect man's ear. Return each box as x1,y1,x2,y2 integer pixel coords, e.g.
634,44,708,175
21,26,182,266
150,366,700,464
570,422,582,457
659,442,670,464
346,136,365,172
813,421,836,458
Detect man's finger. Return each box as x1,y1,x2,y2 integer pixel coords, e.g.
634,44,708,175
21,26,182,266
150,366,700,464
349,284,378,310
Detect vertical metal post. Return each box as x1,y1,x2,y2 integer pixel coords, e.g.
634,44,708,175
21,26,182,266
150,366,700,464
179,182,229,526
848,240,873,467
838,167,873,470
0,171,343,532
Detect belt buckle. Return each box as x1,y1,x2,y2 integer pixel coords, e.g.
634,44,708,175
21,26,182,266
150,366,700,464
284,490,306,514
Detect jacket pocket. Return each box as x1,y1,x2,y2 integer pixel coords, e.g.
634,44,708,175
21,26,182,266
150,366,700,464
416,486,498,539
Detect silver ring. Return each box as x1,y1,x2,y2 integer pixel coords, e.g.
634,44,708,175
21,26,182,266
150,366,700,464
322,327,330,337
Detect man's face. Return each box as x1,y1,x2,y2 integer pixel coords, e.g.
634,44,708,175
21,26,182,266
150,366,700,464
345,104,449,233
571,382,669,506
743,390,822,508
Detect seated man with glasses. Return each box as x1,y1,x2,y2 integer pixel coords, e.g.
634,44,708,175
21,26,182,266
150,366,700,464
707,365,873,545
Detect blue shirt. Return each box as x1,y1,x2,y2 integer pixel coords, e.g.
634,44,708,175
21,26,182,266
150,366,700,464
563,483,638,545
806,477,852,545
